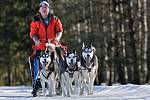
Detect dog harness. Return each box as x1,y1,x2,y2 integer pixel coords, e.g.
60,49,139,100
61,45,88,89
81,55,96,72
65,63,78,78
40,52,55,79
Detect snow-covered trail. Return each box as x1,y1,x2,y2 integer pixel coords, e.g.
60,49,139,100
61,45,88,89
0,84,150,100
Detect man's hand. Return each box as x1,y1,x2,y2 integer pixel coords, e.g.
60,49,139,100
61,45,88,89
45,42,55,51
33,35,40,45
54,37,59,42
34,40,40,45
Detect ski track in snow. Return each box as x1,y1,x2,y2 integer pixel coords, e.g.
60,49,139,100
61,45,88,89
0,84,150,100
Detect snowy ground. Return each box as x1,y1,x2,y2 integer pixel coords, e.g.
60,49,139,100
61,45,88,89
0,84,150,100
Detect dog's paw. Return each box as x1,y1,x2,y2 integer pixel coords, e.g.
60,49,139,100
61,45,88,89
88,92,93,95
67,94,71,97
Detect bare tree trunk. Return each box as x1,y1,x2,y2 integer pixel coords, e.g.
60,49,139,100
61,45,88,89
127,0,140,84
7,65,11,86
137,0,148,84
111,0,126,84
143,3,148,82
141,0,149,83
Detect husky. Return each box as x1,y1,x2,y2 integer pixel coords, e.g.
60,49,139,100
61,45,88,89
79,43,98,95
39,49,59,96
61,49,82,97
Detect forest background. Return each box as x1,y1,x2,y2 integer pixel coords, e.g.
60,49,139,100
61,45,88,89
0,0,150,86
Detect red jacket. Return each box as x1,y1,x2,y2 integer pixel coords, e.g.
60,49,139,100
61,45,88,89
30,14,63,51
30,14,63,43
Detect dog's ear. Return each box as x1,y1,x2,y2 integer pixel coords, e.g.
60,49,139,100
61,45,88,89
90,43,92,48
82,42,85,49
73,48,76,54
67,49,70,53
40,51,43,57
65,49,69,56
92,47,96,53
45,48,48,53
90,43,96,53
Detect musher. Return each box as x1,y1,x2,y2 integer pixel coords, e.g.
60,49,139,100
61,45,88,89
29,0,66,96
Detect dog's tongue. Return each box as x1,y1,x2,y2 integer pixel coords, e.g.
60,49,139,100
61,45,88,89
86,57,90,62
70,63,74,67
86,58,91,66
44,62,48,67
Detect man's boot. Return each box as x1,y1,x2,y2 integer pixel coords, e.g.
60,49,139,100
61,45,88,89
31,78,41,97
31,83,37,97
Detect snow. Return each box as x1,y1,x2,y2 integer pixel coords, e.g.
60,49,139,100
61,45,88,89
0,84,150,100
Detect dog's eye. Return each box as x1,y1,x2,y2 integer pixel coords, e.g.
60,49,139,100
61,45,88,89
88,51,92,53
85,49,92,53
85,49,88,52
73,56,76,58
85,51,89,53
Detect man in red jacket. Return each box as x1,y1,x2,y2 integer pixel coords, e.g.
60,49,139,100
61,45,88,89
30,1,63,50
29,0,64,96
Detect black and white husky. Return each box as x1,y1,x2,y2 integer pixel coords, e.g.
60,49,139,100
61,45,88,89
39,49,58,96
61,49,82,97
79,43,98,95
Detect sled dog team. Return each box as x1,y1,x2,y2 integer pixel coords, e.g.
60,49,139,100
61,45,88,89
36,43,98,97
